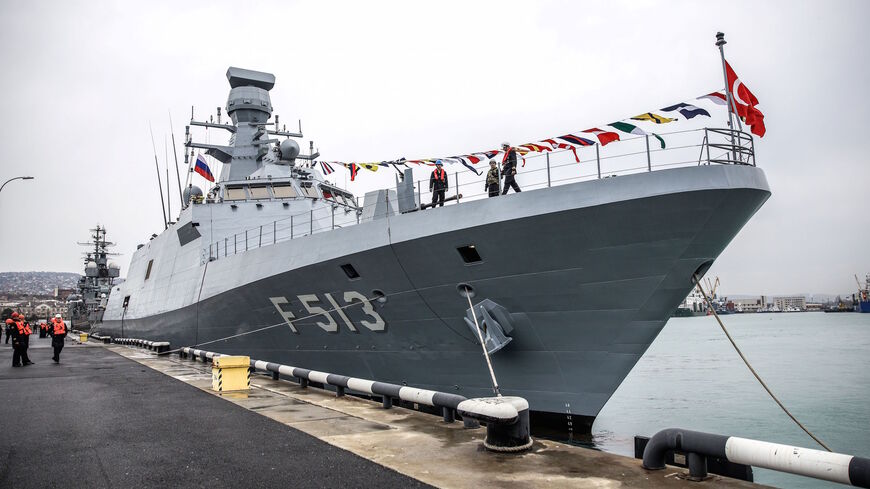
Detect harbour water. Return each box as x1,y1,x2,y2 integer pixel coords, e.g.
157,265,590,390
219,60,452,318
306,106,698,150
590,312,870,488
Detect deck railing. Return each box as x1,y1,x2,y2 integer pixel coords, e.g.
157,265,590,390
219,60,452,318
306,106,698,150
203,127,755,262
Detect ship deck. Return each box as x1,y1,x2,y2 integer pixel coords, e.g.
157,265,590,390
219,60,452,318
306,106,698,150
1,335,769,488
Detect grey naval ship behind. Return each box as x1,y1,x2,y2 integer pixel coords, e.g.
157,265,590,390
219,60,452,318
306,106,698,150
97,67,771,434
67,225,120,329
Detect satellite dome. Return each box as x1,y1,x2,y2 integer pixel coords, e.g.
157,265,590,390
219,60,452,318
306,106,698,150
183,185,204,203
279,139,300,161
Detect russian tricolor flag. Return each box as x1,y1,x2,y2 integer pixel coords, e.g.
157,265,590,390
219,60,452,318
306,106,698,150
194,154,215,182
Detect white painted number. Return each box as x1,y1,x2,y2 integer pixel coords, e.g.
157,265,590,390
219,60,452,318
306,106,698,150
269,296,298,333
344,291,386,331
298,294,338,333
268,291,387,334
324,292,357,332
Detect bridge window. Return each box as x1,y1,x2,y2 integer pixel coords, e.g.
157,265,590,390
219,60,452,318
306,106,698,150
272,184,297,198
249,186,270,199
301,184,318,199
225,187,247,201
145,259,154,280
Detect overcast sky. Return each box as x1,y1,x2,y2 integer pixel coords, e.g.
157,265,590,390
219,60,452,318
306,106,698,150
0,0,867,296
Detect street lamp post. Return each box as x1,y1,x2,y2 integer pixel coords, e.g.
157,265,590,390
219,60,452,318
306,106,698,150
0,176,35,193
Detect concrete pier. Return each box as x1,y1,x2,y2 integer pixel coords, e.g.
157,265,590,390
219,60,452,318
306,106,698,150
0,336,427,488
1,336,768,488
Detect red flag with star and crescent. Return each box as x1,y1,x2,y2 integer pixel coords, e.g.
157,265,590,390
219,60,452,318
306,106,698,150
725,60,766,137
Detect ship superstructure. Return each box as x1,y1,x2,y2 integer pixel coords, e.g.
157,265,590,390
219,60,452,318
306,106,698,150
97,67,771,434
857,274,870,313
68,225,120,329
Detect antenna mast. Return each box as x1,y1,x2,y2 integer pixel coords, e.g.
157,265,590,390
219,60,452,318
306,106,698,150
149,122,168,229
169,112,184,209
165,135,171,223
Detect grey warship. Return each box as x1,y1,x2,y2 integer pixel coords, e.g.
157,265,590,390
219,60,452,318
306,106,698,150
98,67,771,434
67,225,120,329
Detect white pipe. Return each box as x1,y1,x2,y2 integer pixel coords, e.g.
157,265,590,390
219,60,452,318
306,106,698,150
725,437,852,485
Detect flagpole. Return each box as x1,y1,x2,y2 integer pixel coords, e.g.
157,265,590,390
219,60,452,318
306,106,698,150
716,32,743,163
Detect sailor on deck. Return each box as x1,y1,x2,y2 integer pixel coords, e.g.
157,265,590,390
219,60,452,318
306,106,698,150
429,160,448,208
501,142,522,195
486,160,500,197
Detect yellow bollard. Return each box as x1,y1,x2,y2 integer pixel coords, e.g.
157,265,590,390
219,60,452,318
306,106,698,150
80,333,88,343
211,356,251,393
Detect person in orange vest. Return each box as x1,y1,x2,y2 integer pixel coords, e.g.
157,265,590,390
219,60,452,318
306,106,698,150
50,314,68,363
500,142,521,195
10,312,33,367
429,160,449,208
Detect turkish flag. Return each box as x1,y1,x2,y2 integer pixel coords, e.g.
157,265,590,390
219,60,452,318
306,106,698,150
725,60,766,137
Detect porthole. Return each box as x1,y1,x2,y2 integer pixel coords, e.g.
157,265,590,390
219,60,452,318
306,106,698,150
457,245,482,264
340,263,360,279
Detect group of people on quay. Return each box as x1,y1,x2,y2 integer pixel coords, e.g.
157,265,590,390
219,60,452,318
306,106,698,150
429,142,522,208
3,312,68,366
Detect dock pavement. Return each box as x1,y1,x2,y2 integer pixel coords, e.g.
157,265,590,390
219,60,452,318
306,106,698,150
1,334,768,488
0,335,428,488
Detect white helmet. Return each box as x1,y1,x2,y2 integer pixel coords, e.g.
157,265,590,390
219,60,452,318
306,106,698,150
55,314,62,319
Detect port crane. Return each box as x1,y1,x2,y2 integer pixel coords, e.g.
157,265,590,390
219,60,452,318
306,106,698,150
703,276,720,298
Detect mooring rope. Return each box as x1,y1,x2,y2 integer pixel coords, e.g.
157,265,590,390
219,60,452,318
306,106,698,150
693,274,833,452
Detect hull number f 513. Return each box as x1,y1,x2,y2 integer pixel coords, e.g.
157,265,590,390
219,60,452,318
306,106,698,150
269,291,386,333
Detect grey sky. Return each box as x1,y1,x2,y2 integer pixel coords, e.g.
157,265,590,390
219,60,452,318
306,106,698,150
0,0,867,296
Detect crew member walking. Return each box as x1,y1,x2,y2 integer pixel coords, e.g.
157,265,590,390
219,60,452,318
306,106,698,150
429,160,449,208
10,312,33,367
485,160,500,197
50,314,67,363
500,142,521,195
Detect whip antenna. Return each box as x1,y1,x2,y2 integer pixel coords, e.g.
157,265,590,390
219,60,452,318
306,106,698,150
169,111,184,208
149,122,168,229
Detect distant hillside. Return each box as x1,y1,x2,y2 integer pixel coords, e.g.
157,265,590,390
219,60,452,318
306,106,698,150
0,272,81,296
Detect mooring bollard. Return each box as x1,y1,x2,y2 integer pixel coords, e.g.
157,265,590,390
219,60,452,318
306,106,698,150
457,396,533,452
442,407,455,424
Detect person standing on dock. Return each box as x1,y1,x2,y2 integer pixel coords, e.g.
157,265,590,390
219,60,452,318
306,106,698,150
486,160,500,197
429,160,448,208
10,313,33,367
50,314,67,363
500,142,521,195
3,316,10,344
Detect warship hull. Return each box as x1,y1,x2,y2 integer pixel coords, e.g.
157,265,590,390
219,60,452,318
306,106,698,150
98,164,769,434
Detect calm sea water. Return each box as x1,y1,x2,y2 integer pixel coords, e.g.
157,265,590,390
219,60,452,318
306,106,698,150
589,312,870,489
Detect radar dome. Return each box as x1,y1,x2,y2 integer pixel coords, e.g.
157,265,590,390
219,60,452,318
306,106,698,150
183,185,204,203
279,139,300,161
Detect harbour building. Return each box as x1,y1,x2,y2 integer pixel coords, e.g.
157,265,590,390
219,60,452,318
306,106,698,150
773,296,806,312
